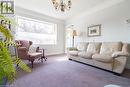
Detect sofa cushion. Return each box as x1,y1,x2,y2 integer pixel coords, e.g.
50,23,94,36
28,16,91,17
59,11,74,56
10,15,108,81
78,52,93,59
29,52,42,58
69,51,78,56
100,42,122,55
87,42,101,54
92,54,113,63
77,42,88,51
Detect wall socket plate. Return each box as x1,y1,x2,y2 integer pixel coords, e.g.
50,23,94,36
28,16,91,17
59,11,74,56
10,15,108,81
126,19,130,24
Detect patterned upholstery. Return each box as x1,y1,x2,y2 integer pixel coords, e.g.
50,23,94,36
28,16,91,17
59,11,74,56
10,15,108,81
15,40,43,68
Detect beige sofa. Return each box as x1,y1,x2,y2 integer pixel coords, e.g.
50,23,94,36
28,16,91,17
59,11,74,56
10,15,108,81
67,42,129,74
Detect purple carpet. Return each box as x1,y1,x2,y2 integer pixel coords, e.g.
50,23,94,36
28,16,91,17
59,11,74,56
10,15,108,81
11,55,130,87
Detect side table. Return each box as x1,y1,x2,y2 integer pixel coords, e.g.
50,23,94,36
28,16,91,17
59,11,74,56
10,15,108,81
41,48,47,61
36,47,47,62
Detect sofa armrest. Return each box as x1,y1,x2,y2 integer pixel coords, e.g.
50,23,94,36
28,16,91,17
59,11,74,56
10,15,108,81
67,47,78,51
113,56,127,74
112,51,130,58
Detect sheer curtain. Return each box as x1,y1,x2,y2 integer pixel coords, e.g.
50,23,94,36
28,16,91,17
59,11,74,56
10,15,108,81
15,16,57,45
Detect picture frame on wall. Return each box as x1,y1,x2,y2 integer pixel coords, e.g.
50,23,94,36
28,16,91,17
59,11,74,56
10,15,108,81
87,24,101,37
0,20,11,41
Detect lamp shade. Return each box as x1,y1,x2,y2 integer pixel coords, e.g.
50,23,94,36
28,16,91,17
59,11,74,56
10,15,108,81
72,30,77,36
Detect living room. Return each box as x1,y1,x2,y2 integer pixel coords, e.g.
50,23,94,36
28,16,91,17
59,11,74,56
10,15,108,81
0,0,130,87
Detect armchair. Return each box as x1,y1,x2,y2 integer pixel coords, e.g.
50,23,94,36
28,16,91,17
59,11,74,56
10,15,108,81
15,40,44,68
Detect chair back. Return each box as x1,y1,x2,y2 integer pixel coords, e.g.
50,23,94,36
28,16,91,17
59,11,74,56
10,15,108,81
15,40,32,50
15,40,33,60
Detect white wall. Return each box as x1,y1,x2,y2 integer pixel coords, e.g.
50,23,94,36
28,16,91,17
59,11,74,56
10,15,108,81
65,0,130,69
15,7,65,56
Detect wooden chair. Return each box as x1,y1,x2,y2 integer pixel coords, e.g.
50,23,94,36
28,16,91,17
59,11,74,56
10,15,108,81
15,40,44,68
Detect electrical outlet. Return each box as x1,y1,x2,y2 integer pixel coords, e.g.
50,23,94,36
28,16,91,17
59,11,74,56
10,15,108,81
126,19,130,24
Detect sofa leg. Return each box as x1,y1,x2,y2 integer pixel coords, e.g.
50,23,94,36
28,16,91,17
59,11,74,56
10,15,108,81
16,63,19,67
69,58,72,60
41,57,43,63
44,57,47,61
44,56,47,61
31,60,34,68
113,72,121,76
41,56,47,61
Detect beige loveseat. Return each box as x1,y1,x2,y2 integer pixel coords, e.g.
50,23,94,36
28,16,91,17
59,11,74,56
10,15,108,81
67,42,129,74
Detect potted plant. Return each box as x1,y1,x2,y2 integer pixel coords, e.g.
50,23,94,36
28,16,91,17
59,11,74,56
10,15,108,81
0,14,31,86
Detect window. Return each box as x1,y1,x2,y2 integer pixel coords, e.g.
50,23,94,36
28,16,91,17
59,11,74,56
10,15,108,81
15,16,57,45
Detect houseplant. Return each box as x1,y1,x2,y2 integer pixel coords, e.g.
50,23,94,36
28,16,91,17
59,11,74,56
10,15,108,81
0,14,31,86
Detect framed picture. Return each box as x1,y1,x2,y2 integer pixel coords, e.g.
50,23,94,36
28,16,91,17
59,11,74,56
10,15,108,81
0,1,14,14
87,24,101,37
0,20,11,41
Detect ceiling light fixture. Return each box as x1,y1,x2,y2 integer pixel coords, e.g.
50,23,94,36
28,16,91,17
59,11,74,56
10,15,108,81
51,0,72,12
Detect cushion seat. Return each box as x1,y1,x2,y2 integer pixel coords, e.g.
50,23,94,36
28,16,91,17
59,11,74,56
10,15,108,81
69,51,78,56
29,52,42,58
92,54,113,63
78,52,93,59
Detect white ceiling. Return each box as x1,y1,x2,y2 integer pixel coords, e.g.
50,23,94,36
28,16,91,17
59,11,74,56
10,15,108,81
15,0,124,20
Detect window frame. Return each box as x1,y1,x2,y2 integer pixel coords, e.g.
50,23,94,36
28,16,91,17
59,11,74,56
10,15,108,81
15,15,58,45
